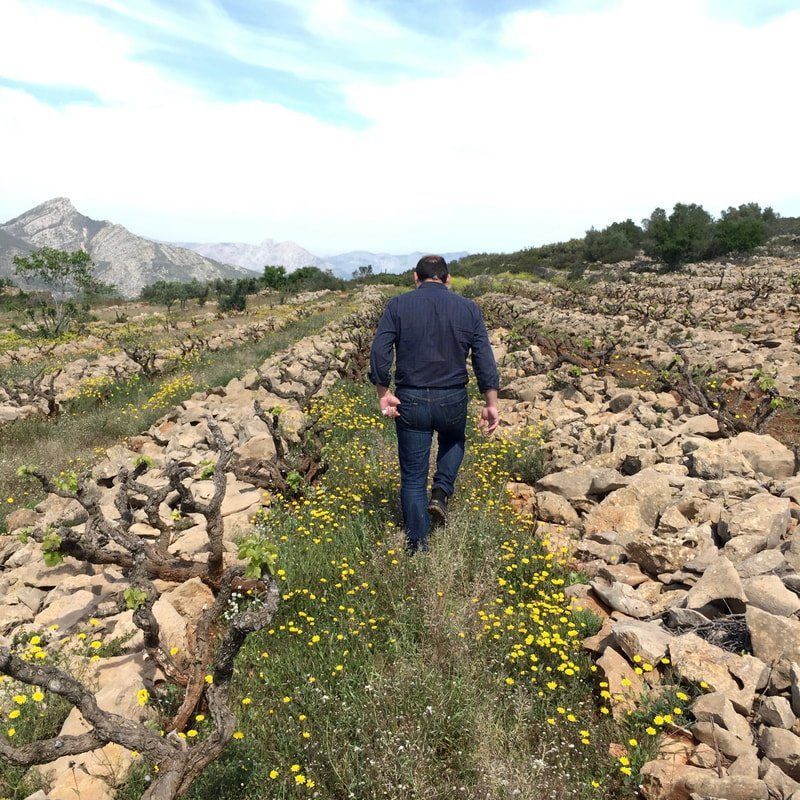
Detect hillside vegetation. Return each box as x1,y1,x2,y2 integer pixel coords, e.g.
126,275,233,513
451,203,800,278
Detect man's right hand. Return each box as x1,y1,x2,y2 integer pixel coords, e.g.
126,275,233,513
379,393,401,418
478,404,499,435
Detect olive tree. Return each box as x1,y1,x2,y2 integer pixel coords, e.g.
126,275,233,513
13,248,103,336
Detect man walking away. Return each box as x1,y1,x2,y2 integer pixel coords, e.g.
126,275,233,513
368,255,500,552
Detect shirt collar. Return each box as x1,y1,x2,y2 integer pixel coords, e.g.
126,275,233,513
417,281,448,289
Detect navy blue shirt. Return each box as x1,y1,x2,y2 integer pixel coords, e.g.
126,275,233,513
368,281,500,393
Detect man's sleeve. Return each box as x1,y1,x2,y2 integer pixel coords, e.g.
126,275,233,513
368,301,397,386
470,306,500,393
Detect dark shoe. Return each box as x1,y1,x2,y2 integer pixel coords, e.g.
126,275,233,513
406,538,428,555
428,487,448,526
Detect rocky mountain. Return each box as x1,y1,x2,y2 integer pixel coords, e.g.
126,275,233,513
177,239,326,273
0,198,251,298
0,228,32,280
323,250,469,278
179,240,470,279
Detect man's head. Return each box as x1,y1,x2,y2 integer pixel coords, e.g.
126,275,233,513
413,254,450,286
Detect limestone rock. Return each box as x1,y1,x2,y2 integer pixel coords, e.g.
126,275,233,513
36,494,88,527
583,474,673,537
596,645,647,718
760,727,800,781
611,619,672,664
736,549,788,579
676,414,720,438
597,562,649,587
161,576,215,620
760,757,800,800
625,535,700,576
669,633,768,713
691,692,752,741
536,490,581,527
747,607,800,665
692,720,754,759
535,466,625,503
688,439,756,480
640,759,705,800
589,577,653,618
685,555,746,617
0,601,34,634
719,494,791,560
743,575,800,617
34,589,98,630
236,432,277,462
730,432,795,479
681,770,769,800
728,748,760,779
760,696,797,729
4,507,38,532
48,768,113,800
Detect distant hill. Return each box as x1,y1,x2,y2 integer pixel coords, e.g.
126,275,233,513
323,251,469,278
177,239,327,273
0,198,251,298
178,240,470,279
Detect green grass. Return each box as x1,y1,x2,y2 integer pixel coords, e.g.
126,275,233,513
0,304,346,531
117,381,680,800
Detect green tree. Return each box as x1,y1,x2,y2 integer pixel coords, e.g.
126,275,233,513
712,203,771,255
643,203,714,270
262,265,288,290
286,266,345,292
218,281,248,312
140,280,180,312
584,219,643,263
12,247,103,336
352,264,373,281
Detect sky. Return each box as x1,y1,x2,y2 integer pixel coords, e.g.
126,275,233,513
1,0,799,256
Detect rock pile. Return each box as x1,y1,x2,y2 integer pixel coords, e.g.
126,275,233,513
479,257,800,401
0,287,385,800
0,295,339,424
489,300,800,799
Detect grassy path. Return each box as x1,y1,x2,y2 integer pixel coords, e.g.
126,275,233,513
0,305,344,531
119,382,682,800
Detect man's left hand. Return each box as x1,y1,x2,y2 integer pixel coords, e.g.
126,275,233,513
379,393,401,418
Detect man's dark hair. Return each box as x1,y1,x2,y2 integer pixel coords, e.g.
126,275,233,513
415,254,448,282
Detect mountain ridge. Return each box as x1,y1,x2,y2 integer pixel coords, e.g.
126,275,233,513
178,240,470,278
174,238,327,274
0,198,470,294
0,198,251,298
322,250,469,277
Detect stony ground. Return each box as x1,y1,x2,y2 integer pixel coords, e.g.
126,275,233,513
477,256,800,799
2,256,800,800
0,290,336,424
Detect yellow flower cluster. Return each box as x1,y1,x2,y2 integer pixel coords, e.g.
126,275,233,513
137,373,196,413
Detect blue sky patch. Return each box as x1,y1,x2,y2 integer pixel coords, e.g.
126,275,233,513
0,77,100,107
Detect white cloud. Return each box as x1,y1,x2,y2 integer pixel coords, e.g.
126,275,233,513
0,0,798,255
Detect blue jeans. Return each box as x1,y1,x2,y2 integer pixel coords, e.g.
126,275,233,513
394,386,468,551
